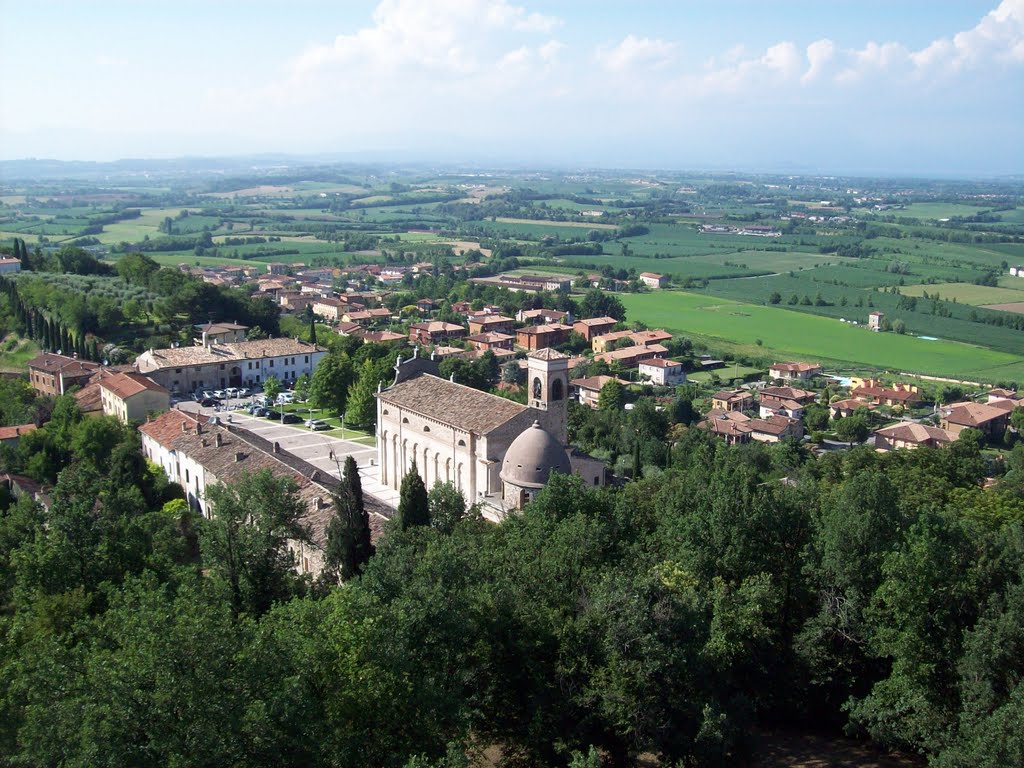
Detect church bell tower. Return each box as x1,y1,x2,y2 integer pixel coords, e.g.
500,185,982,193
526,349,569,444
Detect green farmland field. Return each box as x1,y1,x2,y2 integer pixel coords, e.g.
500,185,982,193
899,282,1024,305
621,291,1024,383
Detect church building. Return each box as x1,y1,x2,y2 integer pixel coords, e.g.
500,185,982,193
375,348,605,515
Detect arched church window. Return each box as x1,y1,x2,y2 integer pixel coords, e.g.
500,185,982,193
532,377,542,400
551,378,564,401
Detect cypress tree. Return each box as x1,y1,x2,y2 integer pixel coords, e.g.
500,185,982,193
309,311,317,345
324,456,374,582
398,461,430,530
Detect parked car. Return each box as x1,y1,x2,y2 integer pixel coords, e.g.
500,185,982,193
281,413,301,424
200,398,218,407
236,388,250,397
201,390,214,400
191,392,202,402
213,389,227,399
305,419,330,431
276,392,295,404
225,387,238,398
252,407,270,418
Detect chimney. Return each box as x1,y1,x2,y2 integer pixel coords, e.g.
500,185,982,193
215,433,223,448
310,470,320,482
234,451,245,462
181,420,187,433
195,423,202,435
201,439,208,448
202,331,209,348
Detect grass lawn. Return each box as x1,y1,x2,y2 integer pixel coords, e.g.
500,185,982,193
898,282,1024,305
620,291,1024,383
688,365,764,384
264,403,375,441
0,335,39,371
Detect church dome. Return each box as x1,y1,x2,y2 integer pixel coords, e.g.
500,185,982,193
500,420,571,489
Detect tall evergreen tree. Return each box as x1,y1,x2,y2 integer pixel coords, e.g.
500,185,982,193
398,462,430,530
309,311,317,345
324,456,374,582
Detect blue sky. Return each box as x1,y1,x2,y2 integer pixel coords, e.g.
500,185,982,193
1,1,1022,175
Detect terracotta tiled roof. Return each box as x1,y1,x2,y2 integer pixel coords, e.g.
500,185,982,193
100,372,169,400
26,352,99,377
139,409,202,449
770,362,821,373
410,321,465,333
528,348,569,361
575,316,617,327
136,338,325,372
639,358,682,369
942,401,1011,427
0,423,36,441
377,373,526,434
761,386,817,404
570,375,627,392
466,332,514,344
875,422,958,445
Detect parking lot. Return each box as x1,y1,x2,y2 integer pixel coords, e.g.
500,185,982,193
175,402,398,508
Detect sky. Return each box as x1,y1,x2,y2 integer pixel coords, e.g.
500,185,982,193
1,0,1022,175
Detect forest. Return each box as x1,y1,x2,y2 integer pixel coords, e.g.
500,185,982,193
1,390,1022,767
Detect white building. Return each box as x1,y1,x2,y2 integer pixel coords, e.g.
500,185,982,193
135,337,327,395
637,358,686,386
375,348,605,514
0,258,22,274
99,372,170,423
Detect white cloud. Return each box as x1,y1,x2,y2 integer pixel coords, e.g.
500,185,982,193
801,38,835,84
290,0,561,78
600,34,675,73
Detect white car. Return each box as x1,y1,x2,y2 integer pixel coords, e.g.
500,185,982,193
225,387,238,398
213,389,227,399
275,392,294,404
236,388,250,397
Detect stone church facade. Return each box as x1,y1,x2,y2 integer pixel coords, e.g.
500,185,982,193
375,348,604,514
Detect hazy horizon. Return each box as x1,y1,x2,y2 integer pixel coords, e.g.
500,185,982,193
2,1,1022,176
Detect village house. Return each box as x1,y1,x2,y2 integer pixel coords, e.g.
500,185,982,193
768,362,822,382
830,398,878,419
99,372,170,423
311,297,347,322
361,331,407,345
572,316,618,342
409,321,467,346
987,388,1018,403
343,307,393,326
748,414,803,443
639,272,667,289
873,422,959,451
594,343,668,369
868,311,885,331
591,329,672,354
517,308,571,325
712,389,754,412
758,386,817,418
516,323,573,352
0,257,23,273
139,412,376,578
266,262,290,276
134,337,327,394
27,352,101,397
637,358,686,386
570,375,629,409
940,401,1013,439
467,314,515,335
851,380,921,408
0,423,36,448
466,332,515,352
193,322,248,345
698,410,752,445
